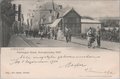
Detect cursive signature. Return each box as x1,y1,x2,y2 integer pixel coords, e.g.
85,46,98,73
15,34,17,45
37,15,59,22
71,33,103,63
85,68,114,75
59,62,87,68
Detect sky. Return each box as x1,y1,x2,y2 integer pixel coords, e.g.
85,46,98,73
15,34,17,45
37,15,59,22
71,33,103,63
11,0,120,22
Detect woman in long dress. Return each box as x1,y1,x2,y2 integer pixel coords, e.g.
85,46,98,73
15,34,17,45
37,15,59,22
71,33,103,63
87,27,95,48
57,28,64,40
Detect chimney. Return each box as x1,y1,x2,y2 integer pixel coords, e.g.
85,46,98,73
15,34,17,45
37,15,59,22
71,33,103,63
59,5,62,9
49,9,52,14
18,4,21,21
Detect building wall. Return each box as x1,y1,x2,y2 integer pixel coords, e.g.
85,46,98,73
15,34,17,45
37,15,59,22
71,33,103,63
0,4,3,47
81,23,101,33
62,10,81,35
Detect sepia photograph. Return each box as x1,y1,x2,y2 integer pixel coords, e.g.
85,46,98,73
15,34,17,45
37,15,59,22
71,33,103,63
0,0,119,50
0,0,120,79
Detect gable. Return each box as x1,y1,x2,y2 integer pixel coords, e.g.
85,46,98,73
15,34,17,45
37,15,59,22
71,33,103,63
63,9,81,18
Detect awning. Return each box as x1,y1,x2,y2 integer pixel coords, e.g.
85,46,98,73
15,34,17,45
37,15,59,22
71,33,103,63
50,18,62,27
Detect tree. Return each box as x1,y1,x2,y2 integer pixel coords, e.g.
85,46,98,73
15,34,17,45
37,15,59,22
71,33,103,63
0,0,15,46
1,0,15,26
100,19,119,27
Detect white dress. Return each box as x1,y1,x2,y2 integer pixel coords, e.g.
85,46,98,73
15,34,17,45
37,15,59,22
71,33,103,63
57,30,63,40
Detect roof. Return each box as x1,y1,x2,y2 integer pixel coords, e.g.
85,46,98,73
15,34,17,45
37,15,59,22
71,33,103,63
81,19,101,24
58,7,71,17
50,18,62,27
32,2,101,27
63,8,81,17
58,7,81,18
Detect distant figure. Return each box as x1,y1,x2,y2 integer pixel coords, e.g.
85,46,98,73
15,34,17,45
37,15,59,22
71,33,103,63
33,29,38,38
87,27,95,48
50,29,53,39
29,29,33,37
65,27,72,43
47,31,51,39
33,30,36,38
57,28,64,40
47,29,53,39
13,21,19,35
96,27,101,48
38,30,41,37
25,30,29,37
39,30,44,39
54,28,58,40
52,29,55,39
68,28,72,42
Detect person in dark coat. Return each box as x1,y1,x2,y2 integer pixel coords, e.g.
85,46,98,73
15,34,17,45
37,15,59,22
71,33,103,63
40,30,44,39
25,30,28,37
96,27,101,48
68,28,72,42
54,28,58,40
65,28,72,43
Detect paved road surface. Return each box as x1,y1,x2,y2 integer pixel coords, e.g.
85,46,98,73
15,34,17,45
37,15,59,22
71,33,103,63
8,35,119,52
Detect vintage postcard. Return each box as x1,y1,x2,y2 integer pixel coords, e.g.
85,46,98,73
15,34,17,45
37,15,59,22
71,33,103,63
0,0,120,79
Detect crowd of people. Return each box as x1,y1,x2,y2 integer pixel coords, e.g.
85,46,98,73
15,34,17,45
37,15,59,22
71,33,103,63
24,27,72,43
23,25,119,48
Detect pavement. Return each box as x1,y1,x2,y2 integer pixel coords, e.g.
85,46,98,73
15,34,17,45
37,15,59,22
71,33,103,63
8,34,120,52
71,37,120,51
8,34,30,47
